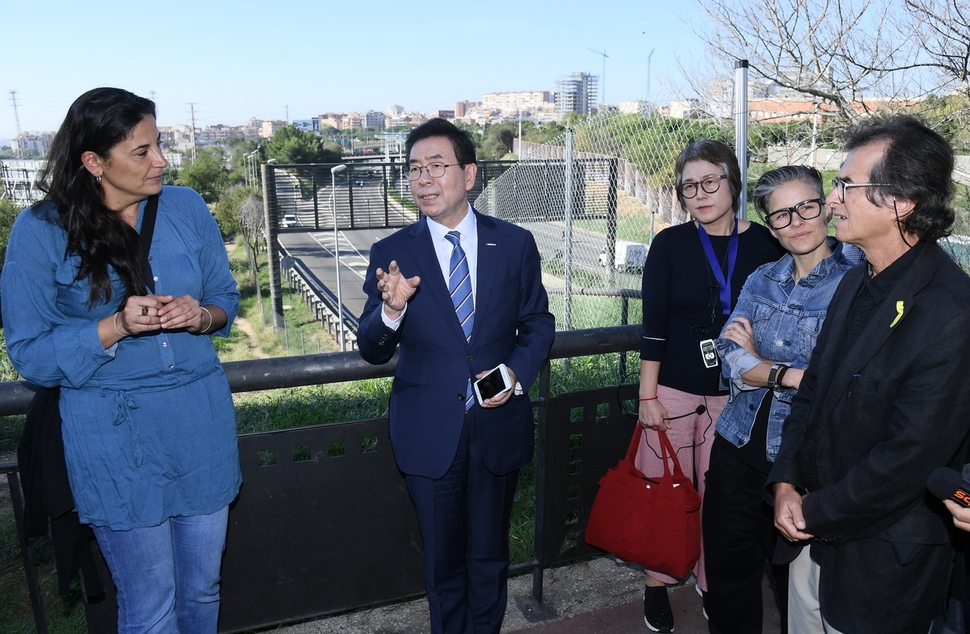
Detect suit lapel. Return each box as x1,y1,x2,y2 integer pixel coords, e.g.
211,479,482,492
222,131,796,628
817,245,939,423
407,217,469,345
472,211,499,347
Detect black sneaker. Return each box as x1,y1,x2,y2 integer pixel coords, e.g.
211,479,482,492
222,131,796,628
643,585,674,633
696,584,708,620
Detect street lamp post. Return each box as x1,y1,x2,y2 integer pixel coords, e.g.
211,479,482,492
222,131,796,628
331,164,347,351
646,48,655,115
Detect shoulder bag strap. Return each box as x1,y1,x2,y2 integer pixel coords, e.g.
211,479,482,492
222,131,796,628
140,194,159,293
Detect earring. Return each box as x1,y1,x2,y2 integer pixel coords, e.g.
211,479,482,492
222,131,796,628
96,175,102,185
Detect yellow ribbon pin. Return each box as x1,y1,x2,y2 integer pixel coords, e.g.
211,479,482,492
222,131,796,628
890,300,904,328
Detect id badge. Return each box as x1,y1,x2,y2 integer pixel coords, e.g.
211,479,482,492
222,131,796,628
699,338,719,369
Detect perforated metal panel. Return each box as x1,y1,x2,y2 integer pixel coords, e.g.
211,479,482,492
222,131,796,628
537,384,640,569
218,418,425,632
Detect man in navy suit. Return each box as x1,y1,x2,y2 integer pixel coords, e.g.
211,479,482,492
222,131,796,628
357,118,555,634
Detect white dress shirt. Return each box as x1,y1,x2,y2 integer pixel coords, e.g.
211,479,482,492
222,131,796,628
382,204,477,329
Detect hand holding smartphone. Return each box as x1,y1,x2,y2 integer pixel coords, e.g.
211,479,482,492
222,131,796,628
474,364,512,404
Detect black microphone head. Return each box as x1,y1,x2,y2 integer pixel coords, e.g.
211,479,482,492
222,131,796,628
695,405,706,415
927,466,965,500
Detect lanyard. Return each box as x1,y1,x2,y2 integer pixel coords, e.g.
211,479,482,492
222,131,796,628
697,219,739,316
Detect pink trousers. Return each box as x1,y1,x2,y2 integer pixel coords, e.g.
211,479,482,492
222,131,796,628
634,384,727,590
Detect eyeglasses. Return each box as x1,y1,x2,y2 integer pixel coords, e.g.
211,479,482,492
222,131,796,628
678,174,727,199
405,162,459,181
765,198,825,229
831,177,890,204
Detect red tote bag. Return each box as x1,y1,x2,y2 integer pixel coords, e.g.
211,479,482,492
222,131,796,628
584,425,701,579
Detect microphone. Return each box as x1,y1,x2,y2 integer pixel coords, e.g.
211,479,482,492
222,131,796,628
927,466,970,509
664,405,707,421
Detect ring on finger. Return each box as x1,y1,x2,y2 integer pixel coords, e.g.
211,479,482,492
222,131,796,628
141,305,149,316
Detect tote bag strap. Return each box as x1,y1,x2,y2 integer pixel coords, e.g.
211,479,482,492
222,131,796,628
656,430,686,486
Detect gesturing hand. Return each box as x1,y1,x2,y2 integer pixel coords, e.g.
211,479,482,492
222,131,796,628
377,260,420,318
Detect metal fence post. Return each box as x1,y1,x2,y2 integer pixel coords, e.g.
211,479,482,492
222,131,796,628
262,164,286,330
564,129,574,332
735,59,749,219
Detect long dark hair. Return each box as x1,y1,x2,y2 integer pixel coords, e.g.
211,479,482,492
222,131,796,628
37,87,156,307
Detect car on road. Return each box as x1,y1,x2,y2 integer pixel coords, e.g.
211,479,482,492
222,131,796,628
599,240,648,272
282,213,299,227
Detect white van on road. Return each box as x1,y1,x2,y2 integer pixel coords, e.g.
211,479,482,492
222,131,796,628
599,240,648,272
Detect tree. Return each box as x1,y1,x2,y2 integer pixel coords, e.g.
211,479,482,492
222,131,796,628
690,0,970,122
263,125,341,164
177,148,231,203
0,197,23,272
237,193,267,326
480,123,518,160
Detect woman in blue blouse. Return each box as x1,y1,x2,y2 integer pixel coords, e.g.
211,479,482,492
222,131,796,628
2,88,240,633
703,166,862,633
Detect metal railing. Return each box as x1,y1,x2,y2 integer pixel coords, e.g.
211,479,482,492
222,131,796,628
2,325,642,633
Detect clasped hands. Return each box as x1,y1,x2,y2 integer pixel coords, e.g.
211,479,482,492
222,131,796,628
115,294,209,336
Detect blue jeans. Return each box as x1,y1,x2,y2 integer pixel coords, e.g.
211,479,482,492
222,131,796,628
92,506,229,633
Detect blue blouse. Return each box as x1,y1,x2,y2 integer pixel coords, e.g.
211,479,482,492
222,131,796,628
715,240,863,461
2,186,241,529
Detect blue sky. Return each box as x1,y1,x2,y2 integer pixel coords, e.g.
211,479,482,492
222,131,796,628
2,0,709,140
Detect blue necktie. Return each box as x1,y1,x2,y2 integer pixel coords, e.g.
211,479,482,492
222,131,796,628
445,231,475,409
445,231,474,342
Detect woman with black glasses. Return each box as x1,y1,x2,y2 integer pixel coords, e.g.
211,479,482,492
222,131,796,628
636,140,783,632
703,165,862,633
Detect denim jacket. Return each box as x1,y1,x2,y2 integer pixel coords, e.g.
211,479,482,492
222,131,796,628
715,240,863,461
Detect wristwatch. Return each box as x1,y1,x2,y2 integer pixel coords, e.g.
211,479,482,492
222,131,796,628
767,363,790,391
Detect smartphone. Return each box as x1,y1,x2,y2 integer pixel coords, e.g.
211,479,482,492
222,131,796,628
699,339,719,369
474,364,512,404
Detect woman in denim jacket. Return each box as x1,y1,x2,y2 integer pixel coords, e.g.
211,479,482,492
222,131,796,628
702,166,863,633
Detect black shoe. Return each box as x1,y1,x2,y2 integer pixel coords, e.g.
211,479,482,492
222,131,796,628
696,585,708,620
643,585,674,633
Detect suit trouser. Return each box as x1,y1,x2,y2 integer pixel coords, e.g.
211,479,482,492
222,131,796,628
405,407,519,634
789,546,936,634
703,434,789,634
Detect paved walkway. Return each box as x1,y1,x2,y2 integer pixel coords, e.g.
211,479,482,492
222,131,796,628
266,556,783,633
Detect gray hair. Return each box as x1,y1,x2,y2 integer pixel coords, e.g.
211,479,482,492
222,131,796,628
751,165,824,220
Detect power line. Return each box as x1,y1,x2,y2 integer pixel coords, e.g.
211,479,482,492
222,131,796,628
9,90,24,158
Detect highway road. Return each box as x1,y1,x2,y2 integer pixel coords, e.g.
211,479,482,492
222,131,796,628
279,217,641,325
278,226,397,320
274,168,416,232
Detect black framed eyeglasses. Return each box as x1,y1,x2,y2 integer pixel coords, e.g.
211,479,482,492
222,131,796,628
405,162,459,181
765,198,825,229
678,174,727,199
831,177,890,204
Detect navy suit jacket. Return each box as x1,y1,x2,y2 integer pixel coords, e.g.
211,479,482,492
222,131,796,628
769,242,970,631
357,210,555,479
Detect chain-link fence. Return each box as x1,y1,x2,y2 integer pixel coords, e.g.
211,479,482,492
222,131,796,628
475,107,970,332
474,111,735,332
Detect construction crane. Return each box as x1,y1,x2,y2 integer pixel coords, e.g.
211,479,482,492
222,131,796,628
586,48,608,105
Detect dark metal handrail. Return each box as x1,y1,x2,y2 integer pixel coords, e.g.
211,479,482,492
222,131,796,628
0,325,639,415
2,325,642,632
